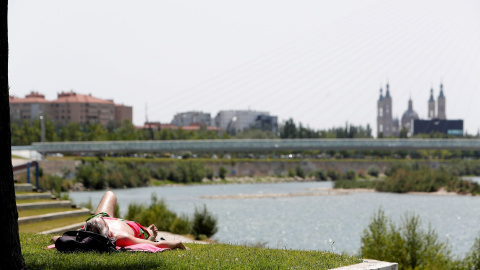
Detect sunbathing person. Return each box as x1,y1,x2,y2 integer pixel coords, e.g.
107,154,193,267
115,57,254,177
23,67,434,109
53,191,189,250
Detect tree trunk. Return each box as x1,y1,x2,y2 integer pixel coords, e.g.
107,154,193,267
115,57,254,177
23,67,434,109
0,2,26,269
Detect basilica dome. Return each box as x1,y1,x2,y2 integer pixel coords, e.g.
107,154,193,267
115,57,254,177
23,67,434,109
401,99,419,132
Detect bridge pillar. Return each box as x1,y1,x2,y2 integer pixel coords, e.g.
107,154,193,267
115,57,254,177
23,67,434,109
26,162,31,184
35,162,39,190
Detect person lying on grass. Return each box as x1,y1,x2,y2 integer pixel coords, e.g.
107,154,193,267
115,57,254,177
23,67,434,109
51,191,189,250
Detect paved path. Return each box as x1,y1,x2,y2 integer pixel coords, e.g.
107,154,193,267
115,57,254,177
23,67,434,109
156,231,208,244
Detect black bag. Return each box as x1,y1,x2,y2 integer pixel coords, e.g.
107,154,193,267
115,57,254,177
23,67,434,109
55,231,117,253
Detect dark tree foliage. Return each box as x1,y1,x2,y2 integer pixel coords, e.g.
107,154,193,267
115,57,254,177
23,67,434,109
279,118,373,139
0,2,26,268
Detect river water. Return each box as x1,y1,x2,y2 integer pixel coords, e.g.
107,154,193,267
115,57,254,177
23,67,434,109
69,180,480,258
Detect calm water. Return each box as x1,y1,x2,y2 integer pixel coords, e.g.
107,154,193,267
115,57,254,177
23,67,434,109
69,181,480,257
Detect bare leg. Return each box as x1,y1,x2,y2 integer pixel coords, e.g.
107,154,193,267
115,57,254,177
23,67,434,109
94,191,117,217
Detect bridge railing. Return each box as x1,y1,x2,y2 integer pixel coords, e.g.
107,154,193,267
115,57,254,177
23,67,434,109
13,139,480,154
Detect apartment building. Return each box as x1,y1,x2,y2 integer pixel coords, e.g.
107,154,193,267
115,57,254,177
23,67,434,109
9,91,132,126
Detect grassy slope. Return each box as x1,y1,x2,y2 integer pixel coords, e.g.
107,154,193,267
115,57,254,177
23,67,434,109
23,233,361,270
19,215,90,233
18,208,83,218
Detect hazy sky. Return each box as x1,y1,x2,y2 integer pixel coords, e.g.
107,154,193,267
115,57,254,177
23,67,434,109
8,1,480,135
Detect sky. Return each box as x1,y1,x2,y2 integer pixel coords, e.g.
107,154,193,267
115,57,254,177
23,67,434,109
8,0,480,135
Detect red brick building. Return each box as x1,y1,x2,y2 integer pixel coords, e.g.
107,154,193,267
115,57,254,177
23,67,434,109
9,91,132,126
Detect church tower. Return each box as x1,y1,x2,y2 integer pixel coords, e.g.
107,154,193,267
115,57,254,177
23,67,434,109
437,83,446,119
377,87,384,136
383,83,393,136
428,88,436,119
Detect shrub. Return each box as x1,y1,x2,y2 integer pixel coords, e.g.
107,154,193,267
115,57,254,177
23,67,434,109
218,166,227,179
287,168,296,178
152,167,167,180
315,169,328,181
40,174,72,197
357,169,366,179
125,194,190,235
295,166,305,178
191,204,218,239
169,214,191,235
367,166,379,177
206,167,214,180
361,209,455,269
76,160,150,189
344,170,356,180
463,233,480,269
327,169,341,181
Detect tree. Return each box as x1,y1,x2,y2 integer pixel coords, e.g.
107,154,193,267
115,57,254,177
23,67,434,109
280,118,297,138
399,127,408,138
0,2,26,268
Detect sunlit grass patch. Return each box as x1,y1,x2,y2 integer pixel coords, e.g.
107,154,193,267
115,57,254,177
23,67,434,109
17,199,54,204
19,215,90,233
18,208,81,218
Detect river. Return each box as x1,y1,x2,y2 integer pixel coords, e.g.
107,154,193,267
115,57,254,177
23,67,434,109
69,180,480,258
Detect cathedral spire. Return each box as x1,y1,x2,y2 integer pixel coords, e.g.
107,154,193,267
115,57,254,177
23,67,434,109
439,83,444,98
385,83,390,98
429,88,435,102
378,88,383,101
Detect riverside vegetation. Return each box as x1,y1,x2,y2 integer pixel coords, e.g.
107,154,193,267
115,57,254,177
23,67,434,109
334,161,480,195
361,209,480,270
34,158,480,195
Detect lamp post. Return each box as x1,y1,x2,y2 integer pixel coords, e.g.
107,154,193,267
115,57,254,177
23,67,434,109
40,113,45,143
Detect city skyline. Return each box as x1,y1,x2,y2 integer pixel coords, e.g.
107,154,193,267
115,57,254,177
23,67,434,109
8,0,480,135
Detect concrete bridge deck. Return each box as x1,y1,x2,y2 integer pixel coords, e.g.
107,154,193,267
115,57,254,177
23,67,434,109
12,139,480,154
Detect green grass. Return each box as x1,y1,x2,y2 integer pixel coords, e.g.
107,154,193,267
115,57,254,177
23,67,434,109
15,191,41,195
18,208,80,218
22,233,361,269
19,215,90,233
17,199,55,204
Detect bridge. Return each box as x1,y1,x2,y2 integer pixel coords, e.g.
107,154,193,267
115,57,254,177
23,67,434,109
10,139,480,154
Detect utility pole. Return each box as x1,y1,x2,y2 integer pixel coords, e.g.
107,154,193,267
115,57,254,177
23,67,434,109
40,113,45,142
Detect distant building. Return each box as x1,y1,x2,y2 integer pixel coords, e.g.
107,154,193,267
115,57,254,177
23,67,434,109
172,111,211,127
377,82,457,137
413,119,463,136
252,114,278,134
138,122,220,131
9,92,51,121
9,91,132,126
115,104,133,124
377,84,400,137
214,110,277,134
400,98,419,136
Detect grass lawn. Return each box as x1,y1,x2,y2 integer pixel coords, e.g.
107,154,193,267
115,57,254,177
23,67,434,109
15,191,42,195
22,233,361,269
17,199,56,204
18,208,82,218
19,215,90,233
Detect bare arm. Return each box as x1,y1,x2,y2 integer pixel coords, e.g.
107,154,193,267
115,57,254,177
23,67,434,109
115,233,189,250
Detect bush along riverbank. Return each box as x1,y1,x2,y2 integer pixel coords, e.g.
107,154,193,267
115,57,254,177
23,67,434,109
361,209,480,269
31,158,480,192
334,162,480,195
